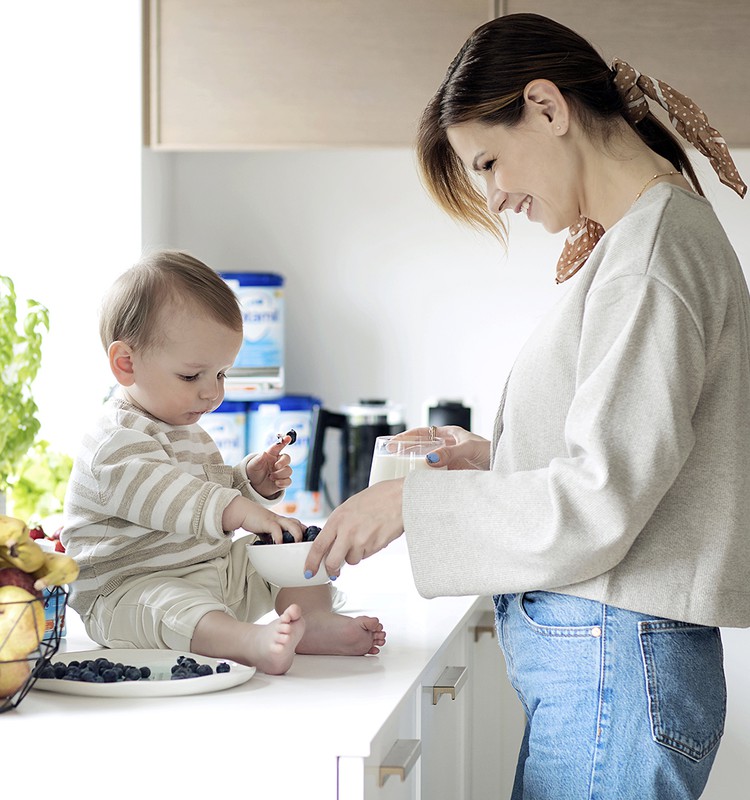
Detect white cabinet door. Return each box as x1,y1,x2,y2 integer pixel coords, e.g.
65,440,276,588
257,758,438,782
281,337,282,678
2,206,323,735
419,631,470,800
339,691,419,800
468,605,526,800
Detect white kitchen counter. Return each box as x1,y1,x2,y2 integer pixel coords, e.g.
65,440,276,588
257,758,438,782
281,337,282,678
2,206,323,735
6,538,492,798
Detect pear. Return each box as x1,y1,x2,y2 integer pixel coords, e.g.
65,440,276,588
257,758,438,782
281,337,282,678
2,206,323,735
0,658,31,698
0,585,45,660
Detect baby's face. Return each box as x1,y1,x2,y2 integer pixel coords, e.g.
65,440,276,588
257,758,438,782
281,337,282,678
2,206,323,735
124,306,242,426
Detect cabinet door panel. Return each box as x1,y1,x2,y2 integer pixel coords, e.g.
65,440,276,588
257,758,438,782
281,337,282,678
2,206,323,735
504,0,750,145
147,0,490,148
469,608,526,800
419,633,469,800
340,691,419,800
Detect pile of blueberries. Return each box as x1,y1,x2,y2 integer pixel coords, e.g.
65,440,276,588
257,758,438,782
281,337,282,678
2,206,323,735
252,525,321,546
37,654,231,683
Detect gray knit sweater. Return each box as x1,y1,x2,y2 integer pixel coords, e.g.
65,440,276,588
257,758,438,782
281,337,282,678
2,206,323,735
403,185,750,628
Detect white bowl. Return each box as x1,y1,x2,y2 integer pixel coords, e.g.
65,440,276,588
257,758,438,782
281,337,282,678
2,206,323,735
246,540,333,588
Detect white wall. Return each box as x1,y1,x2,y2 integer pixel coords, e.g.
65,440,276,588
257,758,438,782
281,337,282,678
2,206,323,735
142,149,750,440
143,147,750,798
1,2,142,458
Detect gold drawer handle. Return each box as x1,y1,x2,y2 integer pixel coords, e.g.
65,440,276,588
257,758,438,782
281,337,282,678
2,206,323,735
378,739,421,787
432,665,468,705
473,610,496,641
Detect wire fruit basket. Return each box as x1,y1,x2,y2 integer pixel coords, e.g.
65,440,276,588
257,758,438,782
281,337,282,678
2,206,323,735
0,586,68,713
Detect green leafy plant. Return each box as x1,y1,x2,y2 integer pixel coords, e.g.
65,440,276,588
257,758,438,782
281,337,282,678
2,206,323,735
0,275,49,493
8,440,73,522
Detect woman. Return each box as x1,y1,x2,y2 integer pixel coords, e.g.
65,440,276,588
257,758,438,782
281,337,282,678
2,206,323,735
306,13,748,798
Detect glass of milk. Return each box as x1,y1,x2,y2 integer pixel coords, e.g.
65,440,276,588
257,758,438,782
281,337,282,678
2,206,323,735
368,434,447,485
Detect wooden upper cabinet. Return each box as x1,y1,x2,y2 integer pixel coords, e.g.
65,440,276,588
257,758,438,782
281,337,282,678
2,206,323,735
503,0,750,146
144,0,491,149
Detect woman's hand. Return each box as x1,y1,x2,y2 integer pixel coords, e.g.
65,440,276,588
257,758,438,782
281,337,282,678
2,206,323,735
303,478,405,579
245,434,294,498
400,425,491,471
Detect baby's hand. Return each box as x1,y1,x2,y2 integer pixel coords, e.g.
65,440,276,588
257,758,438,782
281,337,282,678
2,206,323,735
223,495,304,543
246,434,294,498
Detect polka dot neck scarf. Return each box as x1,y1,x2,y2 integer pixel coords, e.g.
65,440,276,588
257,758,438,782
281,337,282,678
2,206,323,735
555,58,747,284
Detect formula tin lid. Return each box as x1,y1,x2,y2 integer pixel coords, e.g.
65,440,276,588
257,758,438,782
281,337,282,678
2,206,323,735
248,394,322,412
219,272,284,286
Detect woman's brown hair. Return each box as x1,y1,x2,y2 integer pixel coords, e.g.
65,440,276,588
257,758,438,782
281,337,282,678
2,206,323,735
416,13,703,243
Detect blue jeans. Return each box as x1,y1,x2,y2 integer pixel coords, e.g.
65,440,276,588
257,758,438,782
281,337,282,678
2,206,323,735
493,592,725,800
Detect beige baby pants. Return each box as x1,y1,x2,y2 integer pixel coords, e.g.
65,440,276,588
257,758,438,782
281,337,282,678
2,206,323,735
83,536,277,652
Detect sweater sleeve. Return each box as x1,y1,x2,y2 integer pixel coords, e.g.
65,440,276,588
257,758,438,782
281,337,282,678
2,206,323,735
403,272,706,598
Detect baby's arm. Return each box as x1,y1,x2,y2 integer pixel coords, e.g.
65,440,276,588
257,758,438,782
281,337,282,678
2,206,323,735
222,495,304,543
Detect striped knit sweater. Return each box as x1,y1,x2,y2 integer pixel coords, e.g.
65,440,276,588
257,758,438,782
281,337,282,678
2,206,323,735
62,397,275,616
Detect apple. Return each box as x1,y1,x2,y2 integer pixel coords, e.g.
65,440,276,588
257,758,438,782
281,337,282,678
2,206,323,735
0,658,31,698
0,585,45,660
0,567,42,599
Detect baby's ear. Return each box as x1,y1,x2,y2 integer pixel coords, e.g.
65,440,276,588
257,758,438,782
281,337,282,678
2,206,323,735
108,341,136,386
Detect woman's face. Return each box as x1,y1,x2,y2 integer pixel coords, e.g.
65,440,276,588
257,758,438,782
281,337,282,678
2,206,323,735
447,115,578,234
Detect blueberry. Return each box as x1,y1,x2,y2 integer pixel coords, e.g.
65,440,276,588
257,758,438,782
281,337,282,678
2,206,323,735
79,669,97,682
281,530,295,544
53,663,67,679
252,533,272,545
195,663,213,676
139,666,151,679
101,668,118,683
216,662,231,674
285,429,297,444
170,668,191,680
38,665,56,679
124,666,142,681
304,525,321,542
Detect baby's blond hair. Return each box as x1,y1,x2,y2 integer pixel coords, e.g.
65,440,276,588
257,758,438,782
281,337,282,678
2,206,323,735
99,250,242,353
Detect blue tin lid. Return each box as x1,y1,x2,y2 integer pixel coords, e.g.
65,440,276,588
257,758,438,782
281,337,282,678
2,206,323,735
248,394,321,412
220,272,284,286
211,400,247,414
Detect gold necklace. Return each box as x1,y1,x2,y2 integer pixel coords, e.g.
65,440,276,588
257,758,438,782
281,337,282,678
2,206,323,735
634,170,679,202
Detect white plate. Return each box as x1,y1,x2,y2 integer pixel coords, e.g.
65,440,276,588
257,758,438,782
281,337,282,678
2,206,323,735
32,649,255,698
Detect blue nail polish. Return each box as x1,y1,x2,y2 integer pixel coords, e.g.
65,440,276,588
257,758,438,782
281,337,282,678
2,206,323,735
426,452,440,464
304,569,313,579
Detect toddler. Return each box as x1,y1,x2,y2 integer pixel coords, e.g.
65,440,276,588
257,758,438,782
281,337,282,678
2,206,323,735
62,250,385,674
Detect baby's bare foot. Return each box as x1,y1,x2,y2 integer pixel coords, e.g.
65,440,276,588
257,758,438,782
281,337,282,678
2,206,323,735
251,603,306,675
296,612,386,656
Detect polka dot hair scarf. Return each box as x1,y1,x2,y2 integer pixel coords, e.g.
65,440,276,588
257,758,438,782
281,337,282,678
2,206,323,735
555,58,747,284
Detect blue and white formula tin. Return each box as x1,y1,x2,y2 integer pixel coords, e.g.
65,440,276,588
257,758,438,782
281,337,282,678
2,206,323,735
201,401,247,465
247,395,322,518
220,272,285,401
